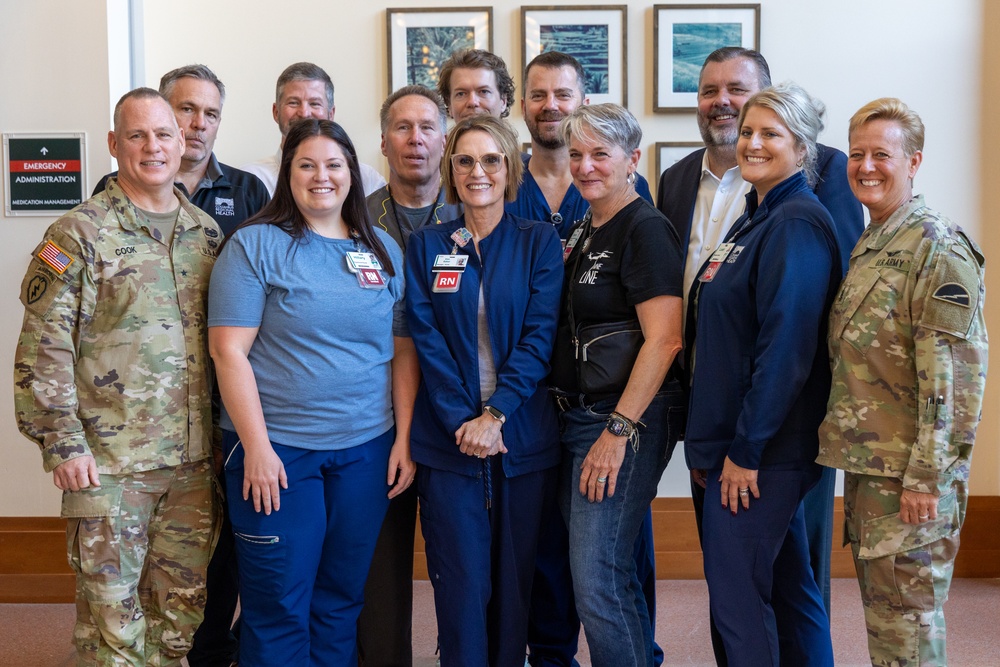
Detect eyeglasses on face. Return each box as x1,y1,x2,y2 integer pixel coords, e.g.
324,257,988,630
451,153,505,175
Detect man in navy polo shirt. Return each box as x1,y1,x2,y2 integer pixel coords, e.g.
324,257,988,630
95,64,268,238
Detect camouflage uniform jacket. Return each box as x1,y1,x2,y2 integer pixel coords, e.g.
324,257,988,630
818,195,988,494
14,177,222,475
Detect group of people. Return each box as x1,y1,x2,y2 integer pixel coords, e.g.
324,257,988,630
14,44,986,667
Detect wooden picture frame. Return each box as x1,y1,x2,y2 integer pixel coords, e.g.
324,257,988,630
653,4,760,112
386,7,493,93
522,5,627,105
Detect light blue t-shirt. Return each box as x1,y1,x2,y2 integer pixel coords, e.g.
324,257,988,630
208,223,407,450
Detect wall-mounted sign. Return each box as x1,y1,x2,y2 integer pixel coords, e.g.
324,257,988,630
4,133,87,216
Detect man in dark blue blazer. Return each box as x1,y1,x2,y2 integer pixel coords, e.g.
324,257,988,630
656,47,863,666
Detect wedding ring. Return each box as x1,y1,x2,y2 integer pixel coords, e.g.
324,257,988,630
597,476,608,483
739,488,749,497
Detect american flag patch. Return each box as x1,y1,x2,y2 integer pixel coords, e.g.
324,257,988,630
38,240,73,274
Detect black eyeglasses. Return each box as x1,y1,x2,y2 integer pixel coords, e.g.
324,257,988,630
451,153,505,175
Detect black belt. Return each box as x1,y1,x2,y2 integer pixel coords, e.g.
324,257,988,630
549,389,618,412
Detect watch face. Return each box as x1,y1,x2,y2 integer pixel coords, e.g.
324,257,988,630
607,418,627,436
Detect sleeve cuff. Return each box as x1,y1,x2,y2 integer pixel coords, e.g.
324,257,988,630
41,436,92,473
728,434,765,470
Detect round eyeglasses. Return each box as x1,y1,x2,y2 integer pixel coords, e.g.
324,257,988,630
451,153,505,175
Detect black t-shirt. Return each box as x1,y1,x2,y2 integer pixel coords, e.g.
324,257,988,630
550,197,683,393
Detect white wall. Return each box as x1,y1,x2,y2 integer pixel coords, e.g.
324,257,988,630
137,0,982,243
0,0,118,515
0,0,990,514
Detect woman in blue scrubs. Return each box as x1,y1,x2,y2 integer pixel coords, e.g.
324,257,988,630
405,115,563,667
684,84,837,666
208,119,418,667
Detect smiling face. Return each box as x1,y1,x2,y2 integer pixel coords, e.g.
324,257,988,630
522,65,585,150
108,96,184,199
289,135,351,225
273,79,333,137
697,57,762,148
737,105,805,200
167,77,222,166
847,119,922,223
381,94,445,188
448,67,506,120
450,130,507,212
568,130,640,212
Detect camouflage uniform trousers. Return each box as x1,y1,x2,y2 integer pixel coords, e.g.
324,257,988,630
843,472,966,667
64,459,220,666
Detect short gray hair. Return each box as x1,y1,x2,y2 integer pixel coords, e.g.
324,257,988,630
379,85,448,134
276,62,334,109
113,87,172,133
737,82,825,186
159,64,226,104
558,103,642,154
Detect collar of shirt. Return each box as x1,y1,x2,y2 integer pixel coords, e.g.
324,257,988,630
684,154,750,297
185,153,225,197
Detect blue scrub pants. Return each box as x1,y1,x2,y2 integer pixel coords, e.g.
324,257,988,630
701,464,833,667
224,428,393,667
691,462,835,665
418,457,551,667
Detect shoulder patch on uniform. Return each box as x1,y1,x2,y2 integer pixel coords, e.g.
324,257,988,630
932,282,971,308
19,264,69,318
920,245,982,338
26,274,49,304
37,240,74,274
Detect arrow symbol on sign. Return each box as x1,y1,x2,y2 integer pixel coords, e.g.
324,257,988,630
40,147,49,155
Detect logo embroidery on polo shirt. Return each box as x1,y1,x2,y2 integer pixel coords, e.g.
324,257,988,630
215,197,235,216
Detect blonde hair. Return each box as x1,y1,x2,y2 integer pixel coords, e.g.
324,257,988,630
441,115,523,205
737,82,825,186
848,97,925,156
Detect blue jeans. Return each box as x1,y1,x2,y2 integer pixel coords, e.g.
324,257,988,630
224,429,393,667
560,389,683,667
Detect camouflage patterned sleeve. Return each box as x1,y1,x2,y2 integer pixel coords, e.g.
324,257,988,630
13,230,93,472
905,236,988,493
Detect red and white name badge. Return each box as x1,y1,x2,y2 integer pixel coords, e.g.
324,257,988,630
433,271,462,293
356,268,387,289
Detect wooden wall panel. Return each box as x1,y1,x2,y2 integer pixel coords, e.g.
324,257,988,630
4,497,998,603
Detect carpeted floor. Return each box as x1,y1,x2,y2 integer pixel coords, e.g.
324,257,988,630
3,578,997,666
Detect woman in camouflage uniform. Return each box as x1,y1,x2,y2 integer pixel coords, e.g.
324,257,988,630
818,98,988,666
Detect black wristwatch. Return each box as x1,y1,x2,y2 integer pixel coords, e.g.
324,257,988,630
484,405,506,424
605,412,635,438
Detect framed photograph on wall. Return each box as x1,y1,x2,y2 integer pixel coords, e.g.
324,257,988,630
653,141,703,198
386,7,493,93
522,5,627,105
653,4,760,112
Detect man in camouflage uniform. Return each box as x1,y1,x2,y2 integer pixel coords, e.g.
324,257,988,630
818,97,988,666
14,87,221,666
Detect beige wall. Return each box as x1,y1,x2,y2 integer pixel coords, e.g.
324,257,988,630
977,0,1000,496
1,0,994,514
0,0,118,516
